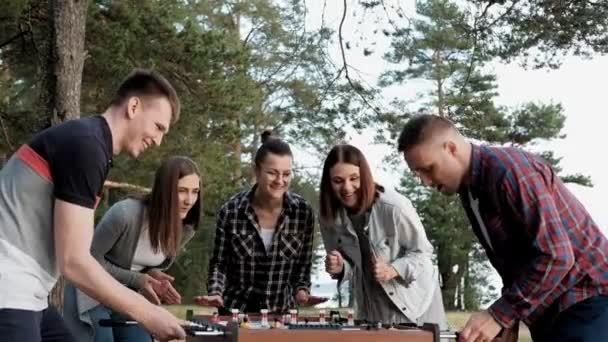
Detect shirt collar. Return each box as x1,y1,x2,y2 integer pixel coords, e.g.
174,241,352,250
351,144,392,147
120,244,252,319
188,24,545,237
461,143,483,194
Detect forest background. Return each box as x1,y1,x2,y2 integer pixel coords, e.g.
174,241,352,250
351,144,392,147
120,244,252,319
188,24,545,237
1,0,607,319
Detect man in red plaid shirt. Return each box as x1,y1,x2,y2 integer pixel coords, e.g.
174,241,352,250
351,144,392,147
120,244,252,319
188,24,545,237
398,114,608,342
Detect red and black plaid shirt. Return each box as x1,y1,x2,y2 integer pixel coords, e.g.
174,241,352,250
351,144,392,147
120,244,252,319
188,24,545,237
459,144,608,328
207,185,315,313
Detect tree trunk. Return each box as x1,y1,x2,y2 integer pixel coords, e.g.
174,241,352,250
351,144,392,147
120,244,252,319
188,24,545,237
461,252,470,310
438,246,465,310
46,0,89,314
49,0,88,124
433,50,445,118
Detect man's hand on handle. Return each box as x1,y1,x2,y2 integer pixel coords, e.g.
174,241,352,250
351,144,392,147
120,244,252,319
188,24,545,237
458,310,503,342
136,304,186,341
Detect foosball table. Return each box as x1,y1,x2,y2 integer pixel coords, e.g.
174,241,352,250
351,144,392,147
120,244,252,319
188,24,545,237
182,309,519,342
99,309,517,341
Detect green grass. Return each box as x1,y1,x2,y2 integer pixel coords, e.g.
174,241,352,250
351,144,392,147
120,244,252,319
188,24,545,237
165,305,532,341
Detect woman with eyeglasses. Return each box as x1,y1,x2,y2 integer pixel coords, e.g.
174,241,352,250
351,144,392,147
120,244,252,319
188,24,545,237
197,131,319,314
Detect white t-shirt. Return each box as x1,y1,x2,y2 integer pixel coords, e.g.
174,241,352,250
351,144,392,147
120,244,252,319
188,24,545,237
131,228,166,271
260,228,275,253
468,190,494,251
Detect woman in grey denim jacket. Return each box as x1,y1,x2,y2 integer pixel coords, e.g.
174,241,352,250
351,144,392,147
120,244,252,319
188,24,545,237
319,144,447,328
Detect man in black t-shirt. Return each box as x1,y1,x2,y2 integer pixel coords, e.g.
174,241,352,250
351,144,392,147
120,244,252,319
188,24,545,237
0,69,187,341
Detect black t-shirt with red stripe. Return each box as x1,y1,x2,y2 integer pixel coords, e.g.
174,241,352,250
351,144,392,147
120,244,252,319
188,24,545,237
28,116,113,209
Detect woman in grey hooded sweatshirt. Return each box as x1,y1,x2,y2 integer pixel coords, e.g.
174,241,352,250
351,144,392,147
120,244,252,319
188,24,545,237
63,156,202,342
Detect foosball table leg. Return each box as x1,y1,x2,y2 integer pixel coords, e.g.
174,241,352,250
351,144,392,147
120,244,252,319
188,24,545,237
420,323,441,342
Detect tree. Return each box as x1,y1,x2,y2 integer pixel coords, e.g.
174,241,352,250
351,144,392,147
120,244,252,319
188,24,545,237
349,0,608,69
44,0,90,313
72,0,374,300
0,0,52,154
472,0,608,69
43,0,88,124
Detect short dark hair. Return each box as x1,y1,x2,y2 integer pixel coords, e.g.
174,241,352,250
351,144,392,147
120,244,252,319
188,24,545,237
144,156,201,257
110,68,181,123
397,114,456,153
254,130,293,167
319,144,376,224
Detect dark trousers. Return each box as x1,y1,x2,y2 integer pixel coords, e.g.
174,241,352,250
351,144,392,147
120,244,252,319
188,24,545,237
529,295,608,342
0,306,77,342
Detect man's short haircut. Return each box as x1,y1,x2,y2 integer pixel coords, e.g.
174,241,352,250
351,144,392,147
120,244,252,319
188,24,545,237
397,114,456,153
110,68,180,123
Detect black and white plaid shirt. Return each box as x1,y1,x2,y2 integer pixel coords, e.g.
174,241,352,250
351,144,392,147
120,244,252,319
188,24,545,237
207,185,315,313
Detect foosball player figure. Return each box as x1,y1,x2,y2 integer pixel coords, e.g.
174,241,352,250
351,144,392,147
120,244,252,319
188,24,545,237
347,309,355,326
186,309,194,321
240,315,250,329
289,309,298,324
231,308,239,323
331,312,340,324
260,309,269,327
319,309,326,324
272,317,283,329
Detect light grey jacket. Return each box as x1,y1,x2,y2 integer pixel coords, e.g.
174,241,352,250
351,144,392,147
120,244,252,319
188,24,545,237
321,188,444,324
62,198,196,341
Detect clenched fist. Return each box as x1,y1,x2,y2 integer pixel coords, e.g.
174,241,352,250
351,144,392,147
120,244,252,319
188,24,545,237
325,250,344,275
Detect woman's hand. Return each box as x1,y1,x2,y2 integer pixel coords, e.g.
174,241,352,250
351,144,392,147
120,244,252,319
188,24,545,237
372,254,399,282
137,274,162,305
294,289,309,304
325,250,344,275
147,269,181,304
194,295,224,307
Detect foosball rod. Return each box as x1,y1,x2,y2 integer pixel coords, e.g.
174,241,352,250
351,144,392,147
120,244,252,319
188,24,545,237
439,331,459,340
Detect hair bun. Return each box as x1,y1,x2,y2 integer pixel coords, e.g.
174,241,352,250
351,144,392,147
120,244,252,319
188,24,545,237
261,130,273,144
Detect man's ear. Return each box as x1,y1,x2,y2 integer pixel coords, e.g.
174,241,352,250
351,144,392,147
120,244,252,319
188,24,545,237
126,97,141,120
444,140,457,156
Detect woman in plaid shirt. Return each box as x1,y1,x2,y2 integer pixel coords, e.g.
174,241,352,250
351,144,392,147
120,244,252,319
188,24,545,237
198,131,316,314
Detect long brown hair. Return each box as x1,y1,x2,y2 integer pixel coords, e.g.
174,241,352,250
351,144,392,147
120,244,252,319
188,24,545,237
319,145,376,224
144,156,201,257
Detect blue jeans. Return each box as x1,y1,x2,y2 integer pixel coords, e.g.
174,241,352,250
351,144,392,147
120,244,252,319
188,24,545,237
0,305,77,342
88,305,152,342
529,295,608,342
